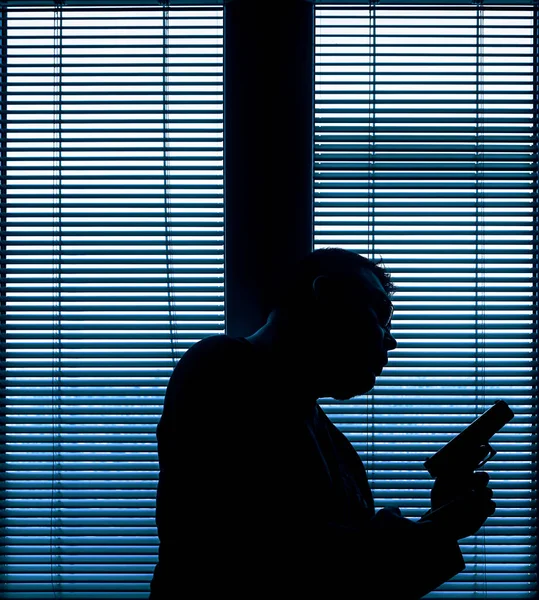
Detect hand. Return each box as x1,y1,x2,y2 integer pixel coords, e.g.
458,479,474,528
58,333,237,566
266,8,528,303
431,471,473,510
426,471,496,541
431,469,490,509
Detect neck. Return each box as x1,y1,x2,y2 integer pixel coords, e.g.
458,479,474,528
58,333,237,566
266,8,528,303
245,319,320,405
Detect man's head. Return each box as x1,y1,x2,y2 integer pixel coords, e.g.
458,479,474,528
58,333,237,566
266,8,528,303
270,247,397,400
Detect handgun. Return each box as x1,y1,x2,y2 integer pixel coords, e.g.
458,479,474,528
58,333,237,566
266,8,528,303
424,400,515,479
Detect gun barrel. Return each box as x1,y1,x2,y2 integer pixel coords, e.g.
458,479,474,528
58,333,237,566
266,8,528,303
465,400,515,440
424,400,514,478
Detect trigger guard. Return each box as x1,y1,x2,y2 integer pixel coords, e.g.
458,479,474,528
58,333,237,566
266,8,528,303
477,446,496,469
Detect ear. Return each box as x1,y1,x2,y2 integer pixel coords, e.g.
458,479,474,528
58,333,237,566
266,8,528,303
312,275,333,303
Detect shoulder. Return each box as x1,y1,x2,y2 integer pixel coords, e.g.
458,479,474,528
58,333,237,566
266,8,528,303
188,333,250,354
166,334,254,397
179,334,252,372
160,334,257,426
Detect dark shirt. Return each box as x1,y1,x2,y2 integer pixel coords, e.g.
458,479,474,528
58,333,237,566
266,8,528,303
150,334,465,599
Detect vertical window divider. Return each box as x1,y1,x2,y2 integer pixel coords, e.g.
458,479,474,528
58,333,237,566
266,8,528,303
0,6,6,594
51,3,63,597
366,0,377,485
533,1,539,593
224,0,313,336
161,1,178,367
473,1,488,590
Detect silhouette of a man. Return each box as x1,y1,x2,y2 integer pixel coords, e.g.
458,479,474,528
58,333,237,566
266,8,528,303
150,247,494,599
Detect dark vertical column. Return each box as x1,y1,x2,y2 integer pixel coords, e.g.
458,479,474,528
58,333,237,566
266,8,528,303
224,0,314,337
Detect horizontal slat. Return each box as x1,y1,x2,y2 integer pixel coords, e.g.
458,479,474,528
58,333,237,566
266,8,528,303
5,2,222,7
314,100,534,106
4,0,535,6
2,389,531,398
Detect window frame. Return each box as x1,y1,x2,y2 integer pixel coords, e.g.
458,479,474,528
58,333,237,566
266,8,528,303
0,1,537,598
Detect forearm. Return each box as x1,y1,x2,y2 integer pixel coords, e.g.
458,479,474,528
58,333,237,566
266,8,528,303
321,507,464,599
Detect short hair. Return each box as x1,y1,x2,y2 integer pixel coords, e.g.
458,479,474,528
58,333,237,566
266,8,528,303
270,247,395,319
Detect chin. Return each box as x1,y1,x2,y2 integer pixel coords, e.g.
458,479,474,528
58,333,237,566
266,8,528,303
331,373,376,400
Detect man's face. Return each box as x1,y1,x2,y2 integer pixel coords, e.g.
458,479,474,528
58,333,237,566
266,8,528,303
313,269,397,400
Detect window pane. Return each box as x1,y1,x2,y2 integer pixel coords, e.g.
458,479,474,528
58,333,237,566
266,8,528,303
2,7,224,598
314,6,536,598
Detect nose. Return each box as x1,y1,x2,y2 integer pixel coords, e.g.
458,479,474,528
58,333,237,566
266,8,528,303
385,330,397,350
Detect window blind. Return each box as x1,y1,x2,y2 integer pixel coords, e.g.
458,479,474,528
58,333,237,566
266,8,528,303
1,6,224,598
314,5,537,598
1,1,223,6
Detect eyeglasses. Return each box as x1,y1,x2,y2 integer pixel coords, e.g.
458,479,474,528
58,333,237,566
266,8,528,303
377,298,394,333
